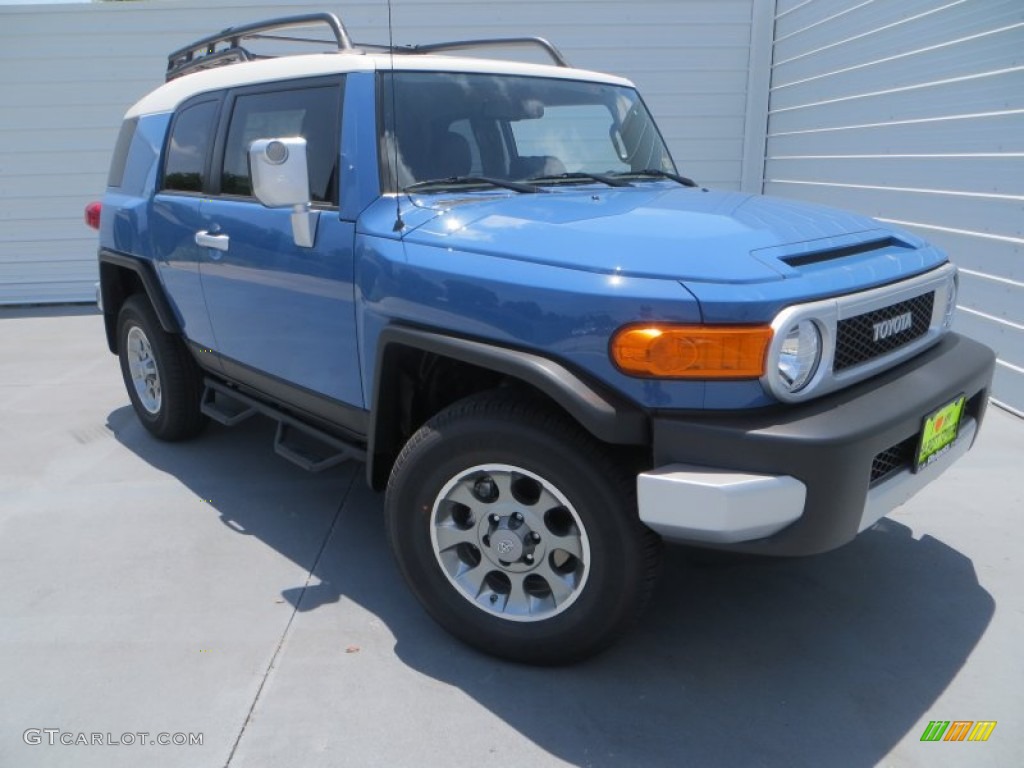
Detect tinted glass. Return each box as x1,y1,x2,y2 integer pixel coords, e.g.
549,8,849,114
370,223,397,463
381,72,676,189
107,118,138,188
163,100,218,192
221,84,341,204
511,104,626,172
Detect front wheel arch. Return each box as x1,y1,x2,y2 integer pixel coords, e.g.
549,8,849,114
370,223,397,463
366,326,650,490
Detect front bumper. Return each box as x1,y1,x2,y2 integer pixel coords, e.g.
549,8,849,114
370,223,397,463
637,333,995,556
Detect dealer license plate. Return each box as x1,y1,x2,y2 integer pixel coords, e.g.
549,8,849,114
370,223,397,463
915,395,966,472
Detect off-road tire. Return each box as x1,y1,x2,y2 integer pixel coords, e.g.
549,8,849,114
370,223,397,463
385,390,661,664
116,294,206,441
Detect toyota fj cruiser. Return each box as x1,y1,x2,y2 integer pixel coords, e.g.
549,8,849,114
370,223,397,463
89,13,996,663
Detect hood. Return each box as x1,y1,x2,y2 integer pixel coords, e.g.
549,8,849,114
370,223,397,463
398,185,918,283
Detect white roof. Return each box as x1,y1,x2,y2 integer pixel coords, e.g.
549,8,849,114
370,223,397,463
126,52,635,118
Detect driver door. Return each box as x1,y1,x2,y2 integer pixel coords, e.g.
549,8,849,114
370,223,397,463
196,77,364,416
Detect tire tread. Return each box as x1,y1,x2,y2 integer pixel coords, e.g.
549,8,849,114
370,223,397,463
386,388,662,663
118,293,206,441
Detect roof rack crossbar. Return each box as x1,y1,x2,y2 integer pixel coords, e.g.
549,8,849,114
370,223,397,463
246,33,344,46
166,12,353,81
411,37,570,67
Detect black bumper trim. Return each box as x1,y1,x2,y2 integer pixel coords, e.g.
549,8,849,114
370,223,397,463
651,333,995,556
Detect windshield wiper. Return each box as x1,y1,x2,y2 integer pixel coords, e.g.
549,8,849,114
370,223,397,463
612,169,698,188
404,176,545,194
527,171,633,188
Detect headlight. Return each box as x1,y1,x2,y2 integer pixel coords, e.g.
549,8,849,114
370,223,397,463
777,320,821,392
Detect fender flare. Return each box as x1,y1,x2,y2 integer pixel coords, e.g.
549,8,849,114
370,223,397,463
98,249,181,352
367,325,650,488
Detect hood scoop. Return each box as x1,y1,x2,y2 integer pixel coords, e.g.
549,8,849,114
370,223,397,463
781,235,909,268
750,229,920,278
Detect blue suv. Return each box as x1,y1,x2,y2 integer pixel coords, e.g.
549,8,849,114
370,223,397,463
90,14,996,663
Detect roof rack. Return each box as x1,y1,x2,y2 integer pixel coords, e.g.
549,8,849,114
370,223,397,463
166,13,570,82
166,13,353,81
410,37,569,68
358,36,569,67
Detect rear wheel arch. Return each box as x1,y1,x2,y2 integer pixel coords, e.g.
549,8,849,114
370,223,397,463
99,250,181,353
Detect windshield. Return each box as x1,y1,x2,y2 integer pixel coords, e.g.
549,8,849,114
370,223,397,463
380,71,677,191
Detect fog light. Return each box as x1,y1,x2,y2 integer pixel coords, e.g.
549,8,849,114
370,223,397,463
778,320,821,392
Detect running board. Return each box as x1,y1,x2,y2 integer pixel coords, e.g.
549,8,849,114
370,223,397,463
273,422,355,472
200,378,366,472
201,385,256,425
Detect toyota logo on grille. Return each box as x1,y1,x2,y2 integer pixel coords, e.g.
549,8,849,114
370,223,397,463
872,311,913,342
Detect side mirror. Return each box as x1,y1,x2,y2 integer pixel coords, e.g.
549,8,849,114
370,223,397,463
249,137,318,248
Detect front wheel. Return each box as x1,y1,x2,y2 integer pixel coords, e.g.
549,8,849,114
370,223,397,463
385,392,661,664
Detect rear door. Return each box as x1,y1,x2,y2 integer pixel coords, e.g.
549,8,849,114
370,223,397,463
150,95,222,352
196,77,364,414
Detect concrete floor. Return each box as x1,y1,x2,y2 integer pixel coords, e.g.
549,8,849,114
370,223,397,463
1,306,1021,768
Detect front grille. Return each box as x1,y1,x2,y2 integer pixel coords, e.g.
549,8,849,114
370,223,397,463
870,436,917,485
834,291,934,372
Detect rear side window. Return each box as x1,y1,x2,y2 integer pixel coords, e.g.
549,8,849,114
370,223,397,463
107,118,138,188
220,84,342,204
163,100,219,193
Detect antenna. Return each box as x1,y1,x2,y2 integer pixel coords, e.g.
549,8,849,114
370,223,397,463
387,0,405,232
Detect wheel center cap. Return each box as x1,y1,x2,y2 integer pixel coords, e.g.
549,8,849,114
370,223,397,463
490,529,524,562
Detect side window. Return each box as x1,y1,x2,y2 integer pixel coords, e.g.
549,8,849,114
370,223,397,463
220,84,342,205
163,101,218,192
107,118,138,188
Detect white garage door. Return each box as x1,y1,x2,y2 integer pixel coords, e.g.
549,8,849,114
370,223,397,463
0,0,758,305
763,0,1024,414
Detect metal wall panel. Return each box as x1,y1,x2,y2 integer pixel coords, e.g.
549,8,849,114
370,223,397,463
765,0,1024,413
0,0,757,305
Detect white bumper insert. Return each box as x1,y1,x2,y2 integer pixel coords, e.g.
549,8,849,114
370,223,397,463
637,465,806,544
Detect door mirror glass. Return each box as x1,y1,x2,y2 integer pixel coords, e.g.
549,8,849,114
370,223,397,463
249,137,311,208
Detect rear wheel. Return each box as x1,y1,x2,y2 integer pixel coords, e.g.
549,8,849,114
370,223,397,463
385,391,661,664
116,294,206,441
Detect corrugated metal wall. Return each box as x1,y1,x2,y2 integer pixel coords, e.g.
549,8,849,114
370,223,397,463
0,0,758,305
763,0,1024,413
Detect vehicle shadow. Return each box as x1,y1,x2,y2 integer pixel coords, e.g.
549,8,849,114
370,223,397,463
109,405,994,768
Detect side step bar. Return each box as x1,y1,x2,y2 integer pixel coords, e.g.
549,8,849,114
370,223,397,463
200,378,366,472
201,384,256,425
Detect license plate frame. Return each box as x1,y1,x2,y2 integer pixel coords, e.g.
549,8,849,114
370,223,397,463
914,394,966,473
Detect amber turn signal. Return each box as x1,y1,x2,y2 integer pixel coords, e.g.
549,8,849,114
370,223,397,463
610,325,772,378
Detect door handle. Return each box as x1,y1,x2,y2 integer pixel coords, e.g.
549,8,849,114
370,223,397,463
195,230,230,252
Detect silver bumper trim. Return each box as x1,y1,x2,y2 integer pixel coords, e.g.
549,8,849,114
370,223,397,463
636,466,806,544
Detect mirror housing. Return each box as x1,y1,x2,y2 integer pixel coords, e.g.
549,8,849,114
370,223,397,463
250,137,309,207
249,137,319,247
